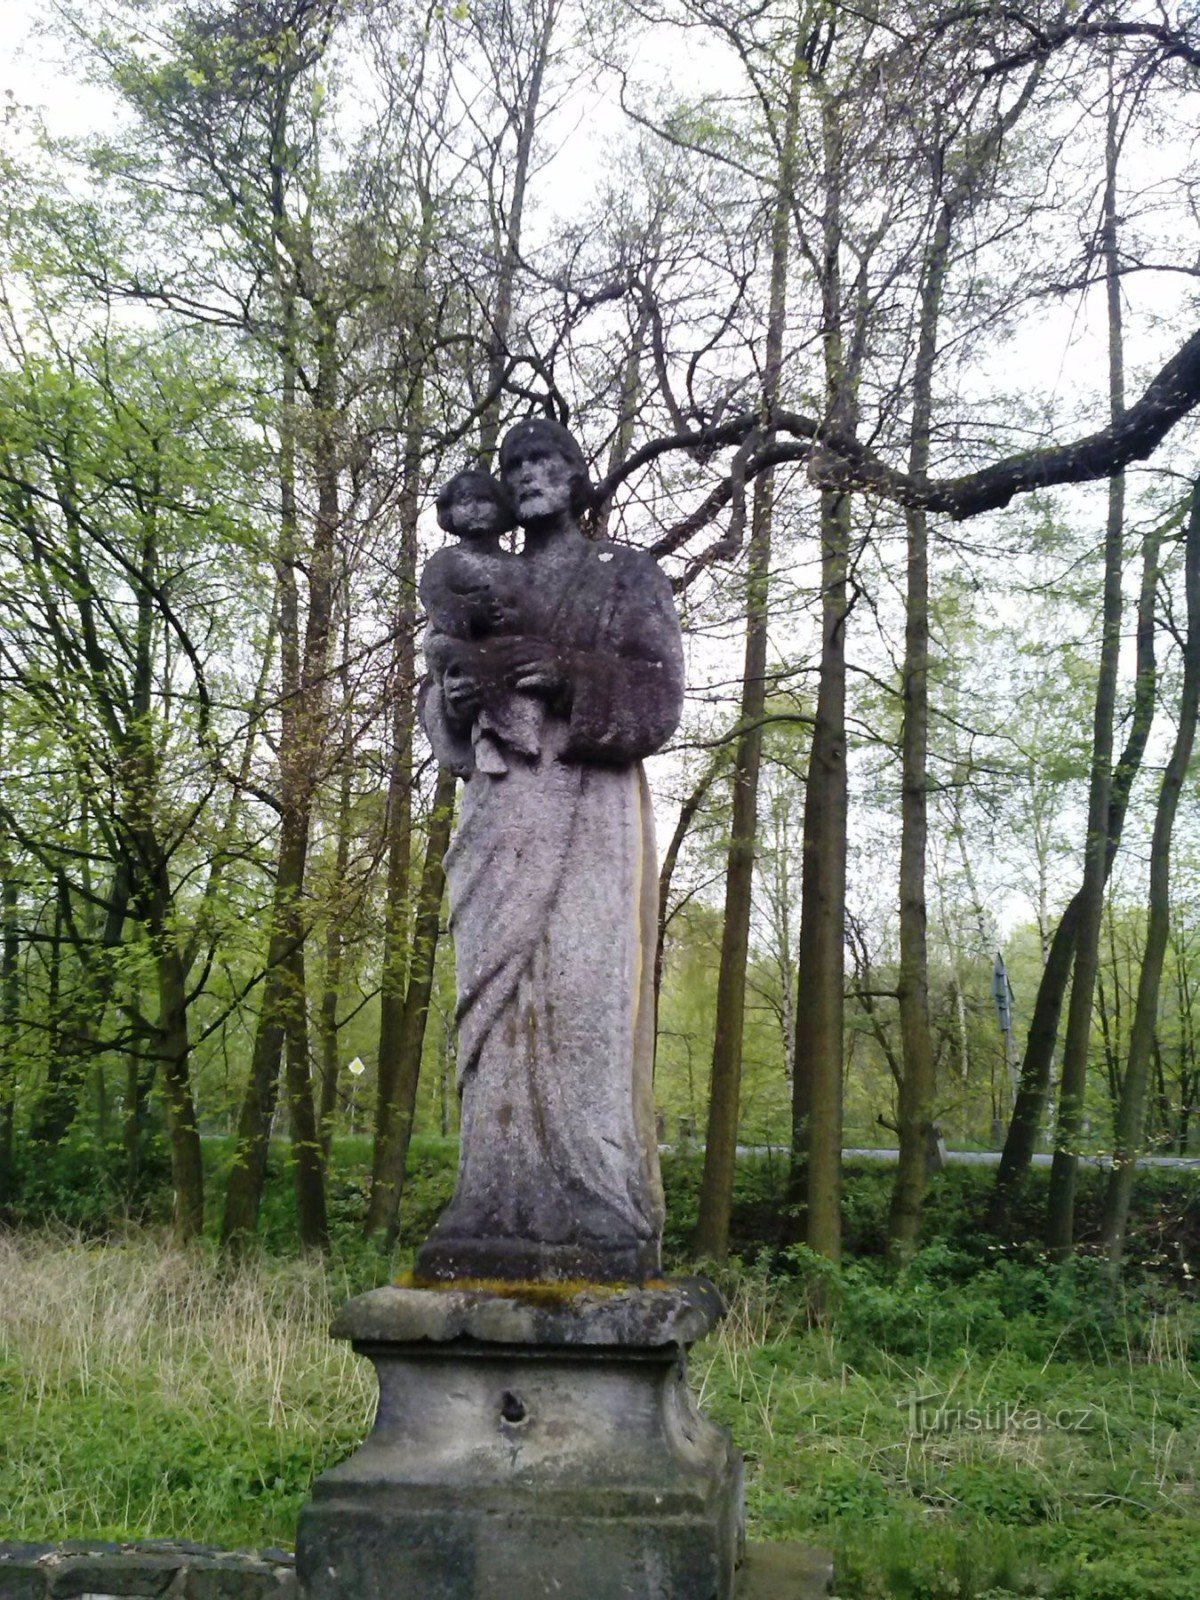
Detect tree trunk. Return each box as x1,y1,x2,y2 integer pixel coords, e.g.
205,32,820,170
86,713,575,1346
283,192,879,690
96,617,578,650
478,0,557,466
654,762,720,1064
890,72,1044,1255
1101,485,1200,1265
787,88,853,1268
30,867,128,1146
0,859,17,1199
595,284,655,542
283,940,328,1250
220,812,307,1248
889,522,936,1259
373,273,427,1175
282,306,340,1250
124,1052,155,1190
888,183,954,1264
989,511,1159,1229
1046,79,1125,1258
365,764,456,1244
220,280,339,1249
695,473,773,1260
155,930,204,1242
695,26,802,1262
317,729,352,1161
788,486,850,1264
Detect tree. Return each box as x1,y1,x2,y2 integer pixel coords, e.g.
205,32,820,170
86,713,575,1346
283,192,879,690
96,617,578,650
696,12,804,1262
1102,483,1200,1264
0,311,264,1236
1045,65,1129,1258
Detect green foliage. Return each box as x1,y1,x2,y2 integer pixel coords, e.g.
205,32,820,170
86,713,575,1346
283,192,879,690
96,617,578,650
691,1261,1200,1600
1,1131,173,1231
2,1203,1199,1598
2,1134,1198,1600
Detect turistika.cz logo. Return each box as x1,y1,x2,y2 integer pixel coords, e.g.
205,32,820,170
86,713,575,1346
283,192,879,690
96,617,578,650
903,1395,1094,1435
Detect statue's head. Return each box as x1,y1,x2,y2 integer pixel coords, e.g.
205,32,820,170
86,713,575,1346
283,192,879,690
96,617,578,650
498,417,594,523
435,468,516,539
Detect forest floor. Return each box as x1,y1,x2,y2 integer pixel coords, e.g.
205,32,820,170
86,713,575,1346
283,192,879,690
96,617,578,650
0,1146,1197,1599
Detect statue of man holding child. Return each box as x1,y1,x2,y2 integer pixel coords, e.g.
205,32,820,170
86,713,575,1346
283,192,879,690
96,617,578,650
415,417,684,1285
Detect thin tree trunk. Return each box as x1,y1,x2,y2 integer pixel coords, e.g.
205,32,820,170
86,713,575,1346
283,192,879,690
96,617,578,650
595,284,654,542
45,886,63,1123
220,816,307,1248
654,762,720,1064
478,0,557,466
373,267,427,1179
696,472,774,1259
788,486,850,1264
283,305,340,1253
316,592,353,1162
890,70,1044,1252
125,1052,154,1189
989,512,1158,1228
365,765,456,1244
284,940,328,1250
221,264,303,1248
888,182,954,1263
30,867,129,1146
1046,78,1125,1258
1176,945,1197,1153
695,27,802,1262
787,88,853,1268
317,745,352,1162
155,929,204,1241
221,233,339,1247
0,859,17,1198
1101,486,1200,1265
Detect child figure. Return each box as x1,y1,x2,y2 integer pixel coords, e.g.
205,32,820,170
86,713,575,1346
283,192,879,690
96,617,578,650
420,468,542,776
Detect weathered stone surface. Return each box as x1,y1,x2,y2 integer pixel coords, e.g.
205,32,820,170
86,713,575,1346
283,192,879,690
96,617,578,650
46,1552,181,1598
332,1276,725,1350
1,1540,833,1600
0,1547,295,1600
297,1283,743,1600
0,1552,48,1600
298,422,734,1594
416,419,684,1285
183,1559,293,1600
736,1544,834,1598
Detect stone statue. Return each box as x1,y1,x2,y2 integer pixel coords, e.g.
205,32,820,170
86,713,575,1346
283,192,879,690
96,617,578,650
299,423,744,1600
415,418,685,1283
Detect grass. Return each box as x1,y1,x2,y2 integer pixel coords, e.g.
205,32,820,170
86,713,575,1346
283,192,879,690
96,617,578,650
693,1259,1200,1599
2,1151,1199,1594
2,1229,1199,1596
0,1229,372,1549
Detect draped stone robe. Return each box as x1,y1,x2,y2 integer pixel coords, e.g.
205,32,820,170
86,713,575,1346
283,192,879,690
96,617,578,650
416,536,684,1283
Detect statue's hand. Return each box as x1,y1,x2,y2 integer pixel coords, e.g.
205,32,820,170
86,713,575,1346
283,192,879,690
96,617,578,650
491,638,571,705
449,576,520,636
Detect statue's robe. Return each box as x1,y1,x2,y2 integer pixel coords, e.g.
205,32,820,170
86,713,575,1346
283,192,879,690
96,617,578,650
416,537,684,1282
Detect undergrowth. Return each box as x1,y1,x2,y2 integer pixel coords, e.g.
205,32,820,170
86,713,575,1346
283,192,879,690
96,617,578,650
1,1148,1198,1596
0,1231,372,1549
693,1255,1200,1599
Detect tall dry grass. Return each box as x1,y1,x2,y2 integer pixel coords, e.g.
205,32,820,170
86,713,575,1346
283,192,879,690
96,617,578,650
0,1228,375,1544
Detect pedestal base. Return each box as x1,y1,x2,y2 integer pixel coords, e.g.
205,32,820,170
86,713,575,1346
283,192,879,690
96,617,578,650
296,1280,743,1600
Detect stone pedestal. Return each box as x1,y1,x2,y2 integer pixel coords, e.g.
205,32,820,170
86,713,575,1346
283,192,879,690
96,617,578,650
296,1279,743,1600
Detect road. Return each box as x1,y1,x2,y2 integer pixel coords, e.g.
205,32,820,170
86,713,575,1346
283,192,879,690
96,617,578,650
706,1145,1200,1170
